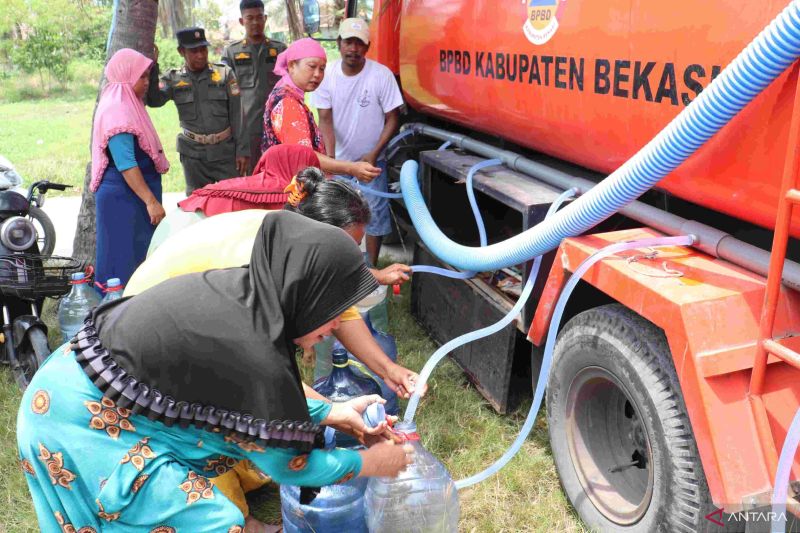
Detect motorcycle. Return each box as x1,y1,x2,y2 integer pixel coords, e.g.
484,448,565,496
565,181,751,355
0,178,80,390
0,155,57,256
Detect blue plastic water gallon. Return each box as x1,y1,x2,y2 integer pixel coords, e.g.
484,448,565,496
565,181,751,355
313,343,382,448
57,272,101,344
280,427,368,533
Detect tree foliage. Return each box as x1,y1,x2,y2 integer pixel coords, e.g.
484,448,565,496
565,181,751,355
9,28,70,88
1,0,110,87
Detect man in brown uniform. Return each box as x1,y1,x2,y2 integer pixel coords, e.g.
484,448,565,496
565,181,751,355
222,0,286,173
147,27,249,194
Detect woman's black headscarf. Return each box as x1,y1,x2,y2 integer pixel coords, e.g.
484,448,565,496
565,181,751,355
79,211,378,450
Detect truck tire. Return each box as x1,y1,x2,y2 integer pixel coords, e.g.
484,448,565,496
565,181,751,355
546,304,714,532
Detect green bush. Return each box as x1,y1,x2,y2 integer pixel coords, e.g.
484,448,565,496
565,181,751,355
9,27,71,89
155,36,186,72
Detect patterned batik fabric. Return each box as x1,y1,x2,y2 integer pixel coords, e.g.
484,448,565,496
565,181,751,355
16,344,361,532
261,85,325,153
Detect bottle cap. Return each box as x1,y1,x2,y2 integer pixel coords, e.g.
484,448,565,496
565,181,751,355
362,402,386,429
70,272,85,282
323,426,336,449
392,420,420,441
393,284,400,296
106,278,123,291
331,348,349,365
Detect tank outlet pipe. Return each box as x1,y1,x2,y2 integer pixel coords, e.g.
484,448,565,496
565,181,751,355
403,188,580,423
401,0,800,273
403,124,800,291
337,157,506,280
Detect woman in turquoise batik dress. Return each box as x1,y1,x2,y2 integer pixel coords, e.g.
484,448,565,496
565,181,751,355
17,211,412,532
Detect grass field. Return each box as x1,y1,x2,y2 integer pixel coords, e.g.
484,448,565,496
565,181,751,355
0,287,584,532
0,97,187,195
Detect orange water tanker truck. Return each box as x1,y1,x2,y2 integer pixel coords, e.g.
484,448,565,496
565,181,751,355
332,1,800,530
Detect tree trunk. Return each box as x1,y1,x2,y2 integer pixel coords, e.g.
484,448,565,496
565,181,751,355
72,0,158,267
158,0,191,39
285,0,304,40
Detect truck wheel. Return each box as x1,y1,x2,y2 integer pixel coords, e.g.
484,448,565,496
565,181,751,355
546,304,713,532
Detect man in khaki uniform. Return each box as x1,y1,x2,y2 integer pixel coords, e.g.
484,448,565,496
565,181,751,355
147,27,249,194
222,0,286,173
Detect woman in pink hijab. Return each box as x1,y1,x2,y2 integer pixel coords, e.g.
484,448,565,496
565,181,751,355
90,48,169,289
262,38,380,182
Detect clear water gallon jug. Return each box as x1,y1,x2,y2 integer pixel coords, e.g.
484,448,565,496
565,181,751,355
58,272,101,344
365,422,460,532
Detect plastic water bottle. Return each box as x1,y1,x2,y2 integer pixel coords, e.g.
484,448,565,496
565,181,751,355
58,272,101,344
280,426,369,533
355,313,399,416
313,342,382,448
357,285,389,334
100,278,123,304
365,422,460,533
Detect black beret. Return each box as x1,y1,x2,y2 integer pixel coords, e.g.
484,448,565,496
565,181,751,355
176,27,210,49
240,0,264,10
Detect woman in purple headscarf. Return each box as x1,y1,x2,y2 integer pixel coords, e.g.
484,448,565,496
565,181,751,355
262,38,380,182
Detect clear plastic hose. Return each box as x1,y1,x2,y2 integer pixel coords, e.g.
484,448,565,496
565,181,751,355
453,235,694,489
771,406,800,531
403,188,580,423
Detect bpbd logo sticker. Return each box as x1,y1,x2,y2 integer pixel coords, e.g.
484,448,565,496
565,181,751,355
523,0,567,45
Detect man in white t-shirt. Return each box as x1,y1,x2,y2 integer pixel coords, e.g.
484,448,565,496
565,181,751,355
312,18,404,267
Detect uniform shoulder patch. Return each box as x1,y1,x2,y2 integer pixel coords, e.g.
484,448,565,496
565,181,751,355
269,48,278,57
229,78,241,97
210,70,223,83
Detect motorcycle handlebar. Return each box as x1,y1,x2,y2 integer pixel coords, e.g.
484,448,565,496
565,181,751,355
27,181,72,201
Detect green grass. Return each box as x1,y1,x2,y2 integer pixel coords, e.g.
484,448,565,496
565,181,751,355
0,96,187,195
0,284,582,532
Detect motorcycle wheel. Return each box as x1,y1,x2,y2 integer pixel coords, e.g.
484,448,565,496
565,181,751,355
13,327,50,391
28,206,56,256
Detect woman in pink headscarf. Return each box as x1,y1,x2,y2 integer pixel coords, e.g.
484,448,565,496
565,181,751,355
91,48,169,289
262,38,380,182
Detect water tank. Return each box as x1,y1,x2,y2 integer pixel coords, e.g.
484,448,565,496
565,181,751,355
398,0,800,236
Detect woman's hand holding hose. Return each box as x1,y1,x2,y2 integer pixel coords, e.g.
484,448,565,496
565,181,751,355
372,264,412,285
349,161,380,183
385,364,427,400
